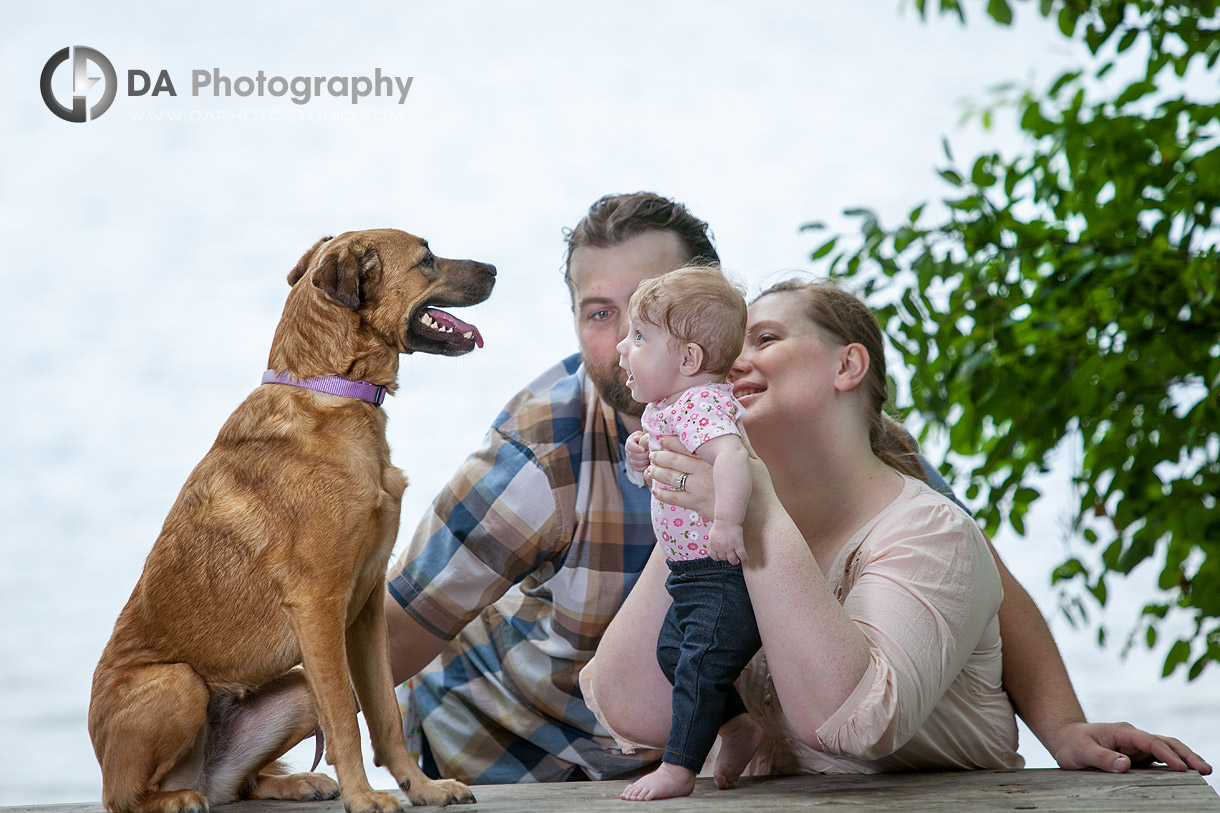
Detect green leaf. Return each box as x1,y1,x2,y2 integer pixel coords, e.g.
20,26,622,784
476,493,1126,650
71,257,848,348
1057,5,1078,37
971,157,997,188
1053,558,1087,584
810,236,838,261
1164,640,1192,677
1048,70,1082,96
987,0,1013,26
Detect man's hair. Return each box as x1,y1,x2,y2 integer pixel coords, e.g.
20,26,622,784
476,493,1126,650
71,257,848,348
629,265,746,379
563,192,719,293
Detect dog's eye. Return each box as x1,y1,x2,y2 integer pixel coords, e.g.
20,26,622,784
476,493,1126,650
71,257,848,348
421,254,436,268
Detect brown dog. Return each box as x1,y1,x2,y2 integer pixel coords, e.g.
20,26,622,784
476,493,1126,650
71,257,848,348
88,230,495,813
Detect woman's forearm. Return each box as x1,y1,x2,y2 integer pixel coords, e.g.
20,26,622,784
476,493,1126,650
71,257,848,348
579,545,675,749
740,478,872,745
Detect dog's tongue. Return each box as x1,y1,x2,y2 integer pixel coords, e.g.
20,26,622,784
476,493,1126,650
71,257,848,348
419,307,484,348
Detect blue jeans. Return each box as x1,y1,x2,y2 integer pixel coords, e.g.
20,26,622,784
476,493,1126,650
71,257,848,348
656,557,761,772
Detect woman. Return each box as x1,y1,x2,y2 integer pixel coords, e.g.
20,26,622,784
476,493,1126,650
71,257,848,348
579,279,1199,788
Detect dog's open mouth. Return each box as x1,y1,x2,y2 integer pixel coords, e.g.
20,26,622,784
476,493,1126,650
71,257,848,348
410,306,485,355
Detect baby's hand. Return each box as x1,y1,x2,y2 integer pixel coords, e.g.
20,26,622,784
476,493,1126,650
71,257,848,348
708,521,747,566
625,430,650,472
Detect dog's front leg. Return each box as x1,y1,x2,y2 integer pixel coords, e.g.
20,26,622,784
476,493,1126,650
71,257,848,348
347,587,475,806
288,598,403,813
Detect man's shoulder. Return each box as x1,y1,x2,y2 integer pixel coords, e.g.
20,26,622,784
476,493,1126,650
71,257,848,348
492,353,592,452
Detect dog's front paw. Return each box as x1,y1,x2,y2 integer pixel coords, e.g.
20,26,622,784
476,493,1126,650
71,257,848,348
402,777,476,807
249,771,340,801
343,788,405,813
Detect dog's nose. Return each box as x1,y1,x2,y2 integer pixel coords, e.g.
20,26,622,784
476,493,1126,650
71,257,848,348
479,262,497,278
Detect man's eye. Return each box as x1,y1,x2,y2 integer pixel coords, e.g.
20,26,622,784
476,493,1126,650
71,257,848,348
589,309,611,322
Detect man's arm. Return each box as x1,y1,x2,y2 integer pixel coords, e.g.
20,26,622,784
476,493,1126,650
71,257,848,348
993,546,1211,774
990,547,1088,754
386,596,451,686
382,424,564,683
916,448,1210,774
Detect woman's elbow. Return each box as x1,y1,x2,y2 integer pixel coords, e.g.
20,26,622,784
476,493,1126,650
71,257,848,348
578,656,671,749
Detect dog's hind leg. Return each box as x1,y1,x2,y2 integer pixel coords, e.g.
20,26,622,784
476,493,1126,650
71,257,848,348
201,669,339,803
346,587,475,806
90,663,212,813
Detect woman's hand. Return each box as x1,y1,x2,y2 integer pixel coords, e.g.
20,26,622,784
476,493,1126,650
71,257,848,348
647,436,715,517
1051,721,1212,774
649,436,778,559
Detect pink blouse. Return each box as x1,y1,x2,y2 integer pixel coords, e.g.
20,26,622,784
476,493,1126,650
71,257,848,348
582,475,1023,773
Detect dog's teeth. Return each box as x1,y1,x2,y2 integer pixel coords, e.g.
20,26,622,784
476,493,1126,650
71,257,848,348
462,331,473,339
420,313,435,327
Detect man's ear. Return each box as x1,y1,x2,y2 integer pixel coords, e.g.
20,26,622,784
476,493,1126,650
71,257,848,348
287,236,333,286
310,243,383,311
834,343,871,391
679,342,706,377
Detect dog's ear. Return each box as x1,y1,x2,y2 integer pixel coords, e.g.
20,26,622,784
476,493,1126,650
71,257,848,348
288,236,334,287
312,243,382,310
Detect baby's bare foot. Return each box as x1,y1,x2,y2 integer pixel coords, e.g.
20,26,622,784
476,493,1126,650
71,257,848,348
620,762,696,801
713,713,763,790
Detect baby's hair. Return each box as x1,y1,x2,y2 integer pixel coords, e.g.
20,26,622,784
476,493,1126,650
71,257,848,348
629,265,747,379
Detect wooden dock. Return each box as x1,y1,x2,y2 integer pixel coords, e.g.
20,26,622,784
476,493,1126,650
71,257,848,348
5,769,1217,813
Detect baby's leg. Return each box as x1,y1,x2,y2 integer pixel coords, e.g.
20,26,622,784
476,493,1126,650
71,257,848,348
621,600,696,801
622,563,759,802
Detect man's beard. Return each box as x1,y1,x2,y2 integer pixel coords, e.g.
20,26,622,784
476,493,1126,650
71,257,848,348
583,353,645,418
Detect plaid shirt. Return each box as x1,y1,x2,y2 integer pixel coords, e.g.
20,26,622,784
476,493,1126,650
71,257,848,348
387,354,661,783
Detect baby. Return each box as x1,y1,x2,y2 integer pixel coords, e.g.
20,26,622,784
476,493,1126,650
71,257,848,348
615,265,762,801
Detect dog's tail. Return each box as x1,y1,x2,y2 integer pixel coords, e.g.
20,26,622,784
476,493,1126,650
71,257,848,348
310,725,325,772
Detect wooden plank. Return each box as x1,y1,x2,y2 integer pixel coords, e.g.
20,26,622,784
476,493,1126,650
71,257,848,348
6,769,1217,813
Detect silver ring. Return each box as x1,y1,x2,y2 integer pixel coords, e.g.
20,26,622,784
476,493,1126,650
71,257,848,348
675,473,688,492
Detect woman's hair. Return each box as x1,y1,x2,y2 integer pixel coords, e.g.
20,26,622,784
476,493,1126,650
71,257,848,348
629,265,747,379
563,192,720,296
754,279,927,481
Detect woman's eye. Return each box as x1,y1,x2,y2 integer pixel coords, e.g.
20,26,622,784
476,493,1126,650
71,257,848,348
756,333,777,345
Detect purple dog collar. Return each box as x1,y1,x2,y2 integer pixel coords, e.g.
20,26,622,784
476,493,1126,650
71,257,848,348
261,370,387,406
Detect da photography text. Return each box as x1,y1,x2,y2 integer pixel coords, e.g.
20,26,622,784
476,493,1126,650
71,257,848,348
41,45,413,123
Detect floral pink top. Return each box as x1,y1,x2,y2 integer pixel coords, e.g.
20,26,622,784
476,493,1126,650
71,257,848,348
641,382,745,560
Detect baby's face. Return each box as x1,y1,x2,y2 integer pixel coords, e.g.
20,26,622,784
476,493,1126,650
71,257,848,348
615,316,689,405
